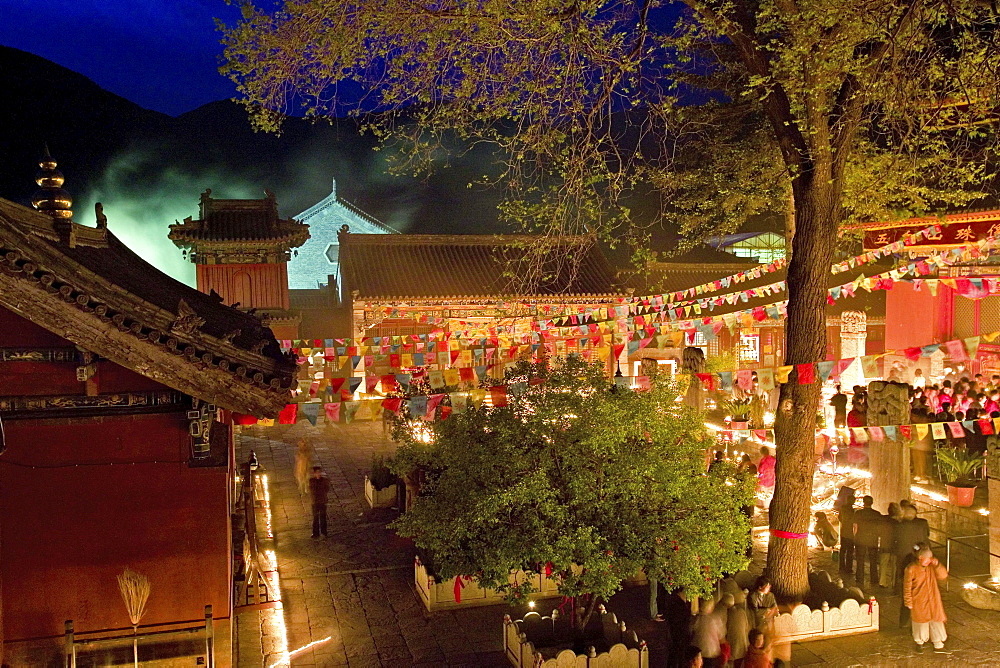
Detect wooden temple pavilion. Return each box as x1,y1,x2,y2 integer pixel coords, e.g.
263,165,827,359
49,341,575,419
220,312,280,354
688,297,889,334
169,189,311,341
0,154,297,666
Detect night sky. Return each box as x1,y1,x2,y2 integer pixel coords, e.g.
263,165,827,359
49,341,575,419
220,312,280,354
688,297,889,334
0,0,245,116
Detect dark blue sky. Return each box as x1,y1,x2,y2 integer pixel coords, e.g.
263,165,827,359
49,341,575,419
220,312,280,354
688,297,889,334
0,0,245,116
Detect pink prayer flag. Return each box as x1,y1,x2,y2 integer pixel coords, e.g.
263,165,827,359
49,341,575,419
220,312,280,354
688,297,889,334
324,402,341,423
868,426,884,441
947,421,965,438
943,339,966,361
736,369,753,390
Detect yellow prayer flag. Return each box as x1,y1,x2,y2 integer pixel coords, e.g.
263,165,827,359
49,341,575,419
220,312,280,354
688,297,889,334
775,365,794,384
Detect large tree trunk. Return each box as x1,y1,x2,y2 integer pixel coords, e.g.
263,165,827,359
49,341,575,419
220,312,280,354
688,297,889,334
767,177,839,602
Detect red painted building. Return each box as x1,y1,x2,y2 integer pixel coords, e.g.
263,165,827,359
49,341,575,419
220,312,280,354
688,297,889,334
0,157,296,665
848,209,1000,377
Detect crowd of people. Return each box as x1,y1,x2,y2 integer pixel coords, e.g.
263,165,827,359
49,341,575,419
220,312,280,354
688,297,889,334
829,370,997,479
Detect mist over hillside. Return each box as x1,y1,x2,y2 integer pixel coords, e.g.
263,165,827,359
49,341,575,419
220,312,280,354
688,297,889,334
0,46,508,284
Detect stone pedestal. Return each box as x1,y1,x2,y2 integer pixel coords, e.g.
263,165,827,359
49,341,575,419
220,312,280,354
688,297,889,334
840,311,867,388
867,381,911,513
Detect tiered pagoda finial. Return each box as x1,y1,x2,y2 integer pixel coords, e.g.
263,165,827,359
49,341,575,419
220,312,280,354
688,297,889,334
31,146,73,220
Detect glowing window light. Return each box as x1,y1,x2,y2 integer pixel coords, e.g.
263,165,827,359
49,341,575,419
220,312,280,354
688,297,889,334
964,581,978,590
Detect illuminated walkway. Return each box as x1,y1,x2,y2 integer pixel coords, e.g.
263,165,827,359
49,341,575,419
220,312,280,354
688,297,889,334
234,422,509,667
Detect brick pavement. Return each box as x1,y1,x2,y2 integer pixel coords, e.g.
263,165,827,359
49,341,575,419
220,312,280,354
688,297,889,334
234,421,1000,667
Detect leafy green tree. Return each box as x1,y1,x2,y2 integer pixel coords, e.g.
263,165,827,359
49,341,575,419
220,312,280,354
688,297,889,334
389,358,754,629
221,0,999,598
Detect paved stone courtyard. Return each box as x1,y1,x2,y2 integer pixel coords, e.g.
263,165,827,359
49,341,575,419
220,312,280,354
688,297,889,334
234,421,1000,667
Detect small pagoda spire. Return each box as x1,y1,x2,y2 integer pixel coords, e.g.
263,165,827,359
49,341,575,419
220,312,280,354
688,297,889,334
31,145,73,220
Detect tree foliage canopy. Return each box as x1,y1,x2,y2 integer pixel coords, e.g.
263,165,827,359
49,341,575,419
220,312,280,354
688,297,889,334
221,0,998,251
389,358,755,612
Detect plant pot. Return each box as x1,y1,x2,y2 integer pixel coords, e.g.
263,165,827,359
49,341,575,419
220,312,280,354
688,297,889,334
365,475,397,509
731,421,749,430
946,483,976,508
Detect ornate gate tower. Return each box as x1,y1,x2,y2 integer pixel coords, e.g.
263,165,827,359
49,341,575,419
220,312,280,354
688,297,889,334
170,189,309,340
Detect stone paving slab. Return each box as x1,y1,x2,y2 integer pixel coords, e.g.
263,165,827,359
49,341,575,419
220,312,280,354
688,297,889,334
234,420,1000,667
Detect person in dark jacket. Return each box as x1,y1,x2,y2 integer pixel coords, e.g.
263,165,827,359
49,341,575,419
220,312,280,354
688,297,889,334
309,466,331,538
835,487,857,575
854,495,882,587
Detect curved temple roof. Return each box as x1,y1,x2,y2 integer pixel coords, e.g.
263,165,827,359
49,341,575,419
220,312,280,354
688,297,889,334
0,198,297,417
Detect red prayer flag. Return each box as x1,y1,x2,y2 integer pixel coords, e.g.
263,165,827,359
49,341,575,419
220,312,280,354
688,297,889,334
459,367,476,383
796,363,815,384
382,397,402,414
233,413,258,425
979,418,994,435
899,425,912,440
490,386,508,407
695,373,716,391
328,377,346,394
278,404,298,424
365,376,378,393
381,375,397,393
903,347,922,361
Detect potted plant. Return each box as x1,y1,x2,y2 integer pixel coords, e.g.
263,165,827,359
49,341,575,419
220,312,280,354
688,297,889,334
936,447,981,507
722,398,752,430
365,454,398,509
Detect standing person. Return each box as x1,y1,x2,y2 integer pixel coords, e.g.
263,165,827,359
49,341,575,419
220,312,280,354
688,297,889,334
725,590,751,667
294,438,311,495
742,629,773,668
309,466,330,538
757,446,776,492
910,407,933,482
853,496,882,587
834,487,857,575
903,547,949,653
878,503,902,589
846,397,868,467
913,368,926,388
691,598,726,667
830,385,849,428
747,577,778,631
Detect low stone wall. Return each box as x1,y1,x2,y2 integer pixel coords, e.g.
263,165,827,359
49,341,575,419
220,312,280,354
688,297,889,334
414,557,648,612
774,570,878,642
414,556,562,612
503,610,648,668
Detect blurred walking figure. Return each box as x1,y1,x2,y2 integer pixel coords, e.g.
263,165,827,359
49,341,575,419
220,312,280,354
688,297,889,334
295,438,311,495
309,466,330,538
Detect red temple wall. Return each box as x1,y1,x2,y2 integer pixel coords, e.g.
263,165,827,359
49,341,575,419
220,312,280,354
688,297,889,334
885,282,942,351
0,307,232,642
0,413,231,640
196,263,290,310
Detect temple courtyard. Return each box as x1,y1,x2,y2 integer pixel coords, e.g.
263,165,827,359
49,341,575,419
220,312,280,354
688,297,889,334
233,421,1000,667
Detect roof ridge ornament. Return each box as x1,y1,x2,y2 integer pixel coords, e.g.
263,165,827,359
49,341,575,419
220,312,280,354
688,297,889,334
170,299,206,336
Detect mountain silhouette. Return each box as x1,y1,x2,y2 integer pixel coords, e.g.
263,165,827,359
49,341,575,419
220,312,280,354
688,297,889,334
0,45,507,240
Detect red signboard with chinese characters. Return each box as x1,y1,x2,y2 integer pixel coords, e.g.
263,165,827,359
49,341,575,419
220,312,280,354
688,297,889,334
860,212,1000,250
